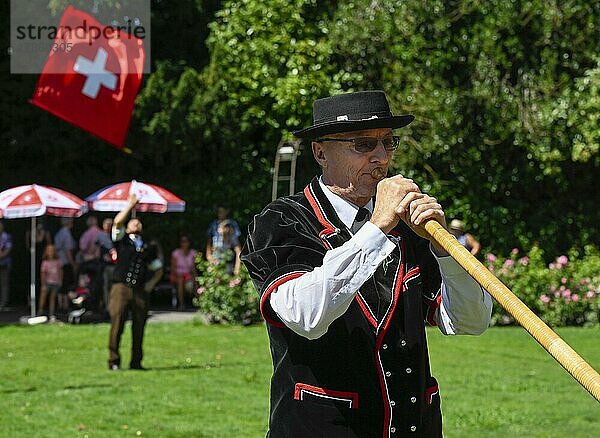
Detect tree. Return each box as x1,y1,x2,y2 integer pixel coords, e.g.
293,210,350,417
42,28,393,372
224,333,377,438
329,0,600,255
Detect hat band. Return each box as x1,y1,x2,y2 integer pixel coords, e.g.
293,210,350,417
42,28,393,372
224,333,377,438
314,110,392,124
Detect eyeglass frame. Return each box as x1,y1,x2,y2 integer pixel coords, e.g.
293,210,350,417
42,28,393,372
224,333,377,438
314,136,401,153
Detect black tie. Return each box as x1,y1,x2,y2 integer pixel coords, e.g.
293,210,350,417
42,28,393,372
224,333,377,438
351,207,371,233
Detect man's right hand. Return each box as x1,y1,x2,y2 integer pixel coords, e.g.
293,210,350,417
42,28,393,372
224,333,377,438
370,175,422,235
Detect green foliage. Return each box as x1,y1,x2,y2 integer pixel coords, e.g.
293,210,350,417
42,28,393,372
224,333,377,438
328,0,600,255
193,256,262,325
486,246,600,326
187,0,355,217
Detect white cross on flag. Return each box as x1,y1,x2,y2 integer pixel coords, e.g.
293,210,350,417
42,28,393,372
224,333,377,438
31,6,145,149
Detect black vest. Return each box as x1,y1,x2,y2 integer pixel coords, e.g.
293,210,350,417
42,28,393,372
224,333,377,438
112,235,156,287
242,178,443,438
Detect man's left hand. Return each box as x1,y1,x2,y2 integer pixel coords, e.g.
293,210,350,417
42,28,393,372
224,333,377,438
395,191,448,256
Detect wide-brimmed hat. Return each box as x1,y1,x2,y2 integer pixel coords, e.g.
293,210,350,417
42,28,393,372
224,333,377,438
293,90,414,139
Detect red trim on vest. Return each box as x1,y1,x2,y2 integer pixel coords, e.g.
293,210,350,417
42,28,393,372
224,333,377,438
401,267,420,294
294,383,359,409
355,293,378,328
374,240,406,438
426,293,442,326
426,383,439,406
260,271,307,327
303,185,336,248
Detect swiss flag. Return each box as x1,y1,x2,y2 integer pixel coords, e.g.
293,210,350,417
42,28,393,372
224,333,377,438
31,6,145,149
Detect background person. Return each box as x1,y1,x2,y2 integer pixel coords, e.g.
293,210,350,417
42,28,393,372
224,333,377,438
107,195,163,371
206,220,241,276
96,218,116,312
54,218,77,312
0,221,12,311
79,216,101,263
38,244,62,322
170,235,197,310
25,218,52,301
242,90,492,437
206,205,241,246
449,219,481,256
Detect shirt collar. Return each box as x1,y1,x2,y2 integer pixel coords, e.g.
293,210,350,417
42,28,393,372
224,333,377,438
129,233,143,246
318,176,373,230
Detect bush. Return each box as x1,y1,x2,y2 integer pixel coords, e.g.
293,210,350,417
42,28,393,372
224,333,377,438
486,246,600,327
192,254,262,325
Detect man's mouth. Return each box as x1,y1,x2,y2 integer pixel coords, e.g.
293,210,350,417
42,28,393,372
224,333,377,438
370,168,387,180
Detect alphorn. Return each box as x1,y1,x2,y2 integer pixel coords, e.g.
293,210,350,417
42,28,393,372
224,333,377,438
424,220,600,402
371,167,600,402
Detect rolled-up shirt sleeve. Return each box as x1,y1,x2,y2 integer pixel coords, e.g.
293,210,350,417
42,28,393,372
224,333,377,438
111,226,125,242
270,221,396,340
433,255,493,335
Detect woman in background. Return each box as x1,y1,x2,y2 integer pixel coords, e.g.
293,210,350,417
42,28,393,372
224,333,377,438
170,235,197,310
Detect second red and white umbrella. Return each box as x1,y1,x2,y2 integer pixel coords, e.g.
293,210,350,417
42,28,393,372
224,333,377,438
86,180,185,214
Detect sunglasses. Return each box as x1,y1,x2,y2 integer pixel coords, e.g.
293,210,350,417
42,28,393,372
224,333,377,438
316,136,400,153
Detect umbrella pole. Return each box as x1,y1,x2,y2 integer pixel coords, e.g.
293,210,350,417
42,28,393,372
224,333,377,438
30,217,36,317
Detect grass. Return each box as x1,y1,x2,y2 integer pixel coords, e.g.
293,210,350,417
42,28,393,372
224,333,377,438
0,322,598,437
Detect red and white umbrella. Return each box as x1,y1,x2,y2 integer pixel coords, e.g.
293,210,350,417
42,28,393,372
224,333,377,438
86,180,185,214
0,184,87,318
0,184,87,219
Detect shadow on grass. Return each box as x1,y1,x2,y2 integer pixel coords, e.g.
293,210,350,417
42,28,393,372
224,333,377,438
1,382,117,394
145,363,221,372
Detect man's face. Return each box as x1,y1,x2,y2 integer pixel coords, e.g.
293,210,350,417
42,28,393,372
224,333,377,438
126,218,143,235
217,207,228,220
102,219,113,232
312,128,394,200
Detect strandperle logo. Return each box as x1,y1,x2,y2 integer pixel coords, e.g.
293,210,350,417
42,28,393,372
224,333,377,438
10,0,151,74
15,18,147,44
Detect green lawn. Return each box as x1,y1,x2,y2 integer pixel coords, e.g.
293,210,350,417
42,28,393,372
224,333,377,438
0,322,598,437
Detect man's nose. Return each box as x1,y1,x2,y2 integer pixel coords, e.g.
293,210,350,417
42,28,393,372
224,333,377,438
370,140,390,163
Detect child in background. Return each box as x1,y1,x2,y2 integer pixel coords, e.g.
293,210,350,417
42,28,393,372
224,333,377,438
39,244,63,322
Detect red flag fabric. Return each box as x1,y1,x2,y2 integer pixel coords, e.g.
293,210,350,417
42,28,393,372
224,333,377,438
31,6,145,148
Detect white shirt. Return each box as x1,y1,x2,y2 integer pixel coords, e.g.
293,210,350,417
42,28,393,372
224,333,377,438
270,178,492,340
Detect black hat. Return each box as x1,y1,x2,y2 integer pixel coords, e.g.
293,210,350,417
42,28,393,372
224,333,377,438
293,90,414,139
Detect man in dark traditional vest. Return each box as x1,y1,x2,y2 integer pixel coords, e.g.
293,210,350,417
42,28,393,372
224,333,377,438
242,91,493,437
107,195,163,371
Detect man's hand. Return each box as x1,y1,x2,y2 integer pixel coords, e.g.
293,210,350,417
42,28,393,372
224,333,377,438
370,175,448,255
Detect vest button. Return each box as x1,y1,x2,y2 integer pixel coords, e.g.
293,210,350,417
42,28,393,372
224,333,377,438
390,400,395,407
390,427,396,433
410,396,417,403
410,425,417,432
400,340,407,347
405,367,412,374
382,344,388,350
385,371,391,377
